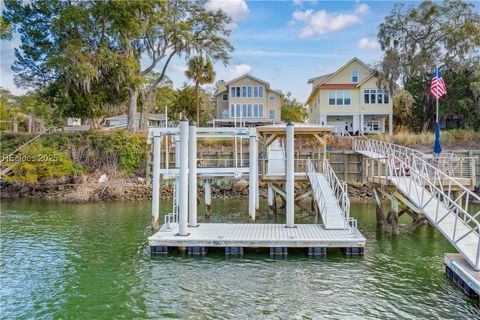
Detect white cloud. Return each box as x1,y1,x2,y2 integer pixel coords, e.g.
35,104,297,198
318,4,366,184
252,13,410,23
170,64,187,73
358,37,379,50
292,9,362,37
206,0,249,29
291,2,370,37
293,0,318,6
228,63,252,79
355,3,370,14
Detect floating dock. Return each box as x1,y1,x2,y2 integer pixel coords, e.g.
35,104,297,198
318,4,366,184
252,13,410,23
149,223,366,253
445,253,480,299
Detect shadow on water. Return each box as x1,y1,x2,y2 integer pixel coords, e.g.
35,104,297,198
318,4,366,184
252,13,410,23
1,198,479,319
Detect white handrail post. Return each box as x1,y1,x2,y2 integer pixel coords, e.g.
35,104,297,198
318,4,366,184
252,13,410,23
151,134,161,231
286,122,295,228
177,117,189,236
188,122,198,227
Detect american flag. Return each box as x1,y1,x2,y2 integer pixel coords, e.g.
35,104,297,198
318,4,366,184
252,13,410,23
430,69,447,99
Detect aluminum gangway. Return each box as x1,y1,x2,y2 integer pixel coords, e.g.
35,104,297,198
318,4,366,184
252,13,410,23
353,138,480,270
307,158,354,230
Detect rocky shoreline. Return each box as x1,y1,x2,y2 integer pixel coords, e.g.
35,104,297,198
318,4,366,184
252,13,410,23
0,178,375,203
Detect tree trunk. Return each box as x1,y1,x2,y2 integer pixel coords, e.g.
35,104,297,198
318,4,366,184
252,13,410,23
28,112,33,133
127,87,139,132
195,81,200,125
89,118,101,130
13,113,18,132
140,91,156,130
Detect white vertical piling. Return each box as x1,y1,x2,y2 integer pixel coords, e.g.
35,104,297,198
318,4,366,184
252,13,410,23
151,134,161,230
188,122,198,227
248,130,257,221
204,179,212,217
286,122,295,228
177,117,189,236
267,185,274,208
254,135,259,211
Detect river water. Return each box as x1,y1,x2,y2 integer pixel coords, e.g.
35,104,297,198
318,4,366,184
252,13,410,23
1,199,479,319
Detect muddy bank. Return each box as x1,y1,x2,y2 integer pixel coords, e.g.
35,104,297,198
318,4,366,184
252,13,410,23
0,178,374,203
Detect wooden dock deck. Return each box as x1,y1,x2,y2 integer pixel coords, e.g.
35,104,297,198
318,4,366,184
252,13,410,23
149,223,366,249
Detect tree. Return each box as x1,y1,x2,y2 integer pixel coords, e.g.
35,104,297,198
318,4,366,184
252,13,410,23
170,85,214,125
3,0,133,127
392,90,414,132
185,55,216,124
116,0,233,131
281,92,309,123
0,88,24,132
376,0,480,131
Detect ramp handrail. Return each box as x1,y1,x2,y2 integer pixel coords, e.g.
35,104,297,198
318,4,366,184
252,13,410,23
307,158,351,229
387,154,480,270
322,158,350,228
307,158,328,226
352,138,424,160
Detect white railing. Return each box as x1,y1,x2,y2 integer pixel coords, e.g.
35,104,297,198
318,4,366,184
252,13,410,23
352,138,424,160
353,138,476,181
387,154,480,270
322,158,351,229
164,180,178,229
307,158,353,230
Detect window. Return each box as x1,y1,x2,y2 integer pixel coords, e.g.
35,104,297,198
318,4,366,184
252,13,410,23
269,93,276,100
235,104,241,117
236,87,241,97
231,87,235,98
230,104,235,117
364,90,370,104
247,104,252,117
370,89,376,104
328,91,335,105
384,93,389,104
344,91,352,105
259,87,264,97
242,86,247,97
269,109,276,120
254,87,259,97
248,86,252,97
258,104,264,117
352,70,358,83
222,93,228,101
253,104,259,117
329,91,351,105
336,91,344,105
377,90,383,104
242,104,247,117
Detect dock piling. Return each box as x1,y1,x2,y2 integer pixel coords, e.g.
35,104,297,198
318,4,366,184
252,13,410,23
204,179,212,217
285,122,295,228
151,135,161,231
188,122,198,227
177,118,189,236
249,131,257,221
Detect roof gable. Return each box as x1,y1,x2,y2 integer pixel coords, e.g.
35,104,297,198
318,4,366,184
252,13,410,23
225,74,270,88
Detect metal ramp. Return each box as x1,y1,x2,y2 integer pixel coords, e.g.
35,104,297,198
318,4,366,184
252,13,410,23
354,138,480,270
307,158,352,230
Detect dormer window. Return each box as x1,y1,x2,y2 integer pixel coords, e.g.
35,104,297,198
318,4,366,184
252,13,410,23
352,70,358,83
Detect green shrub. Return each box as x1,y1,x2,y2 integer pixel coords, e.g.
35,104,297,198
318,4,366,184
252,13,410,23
6,142,84,182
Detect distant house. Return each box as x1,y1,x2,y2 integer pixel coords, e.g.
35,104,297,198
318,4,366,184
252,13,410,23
211,74,283,127
103,113,168,128
67,117,82,126
306,57,393,135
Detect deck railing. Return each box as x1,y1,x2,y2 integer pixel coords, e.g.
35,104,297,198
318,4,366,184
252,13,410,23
322,158,351,229
307,158,352,230
387,154,480,270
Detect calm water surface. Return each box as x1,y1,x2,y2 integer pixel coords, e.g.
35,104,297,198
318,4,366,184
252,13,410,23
1,198,479,319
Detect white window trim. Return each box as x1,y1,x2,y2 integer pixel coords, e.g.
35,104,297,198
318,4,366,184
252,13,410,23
363,88,390,104
328,90,352,106
352,70,359,83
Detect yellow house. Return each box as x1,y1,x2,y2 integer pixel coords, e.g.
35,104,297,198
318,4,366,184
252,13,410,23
212,74,283,127
306,57,393,135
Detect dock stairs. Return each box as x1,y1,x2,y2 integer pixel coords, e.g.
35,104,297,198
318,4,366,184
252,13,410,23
353,138,480,271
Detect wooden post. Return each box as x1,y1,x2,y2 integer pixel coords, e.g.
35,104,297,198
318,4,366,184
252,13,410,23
205,179,212,217
390,196,399,235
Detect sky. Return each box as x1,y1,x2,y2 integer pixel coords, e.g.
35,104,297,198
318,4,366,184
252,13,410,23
0,1,426,103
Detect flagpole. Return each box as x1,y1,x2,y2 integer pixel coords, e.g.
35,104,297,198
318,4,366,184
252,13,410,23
436,67,439,124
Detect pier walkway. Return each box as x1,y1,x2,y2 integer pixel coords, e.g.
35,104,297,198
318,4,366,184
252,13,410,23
353,138,480,271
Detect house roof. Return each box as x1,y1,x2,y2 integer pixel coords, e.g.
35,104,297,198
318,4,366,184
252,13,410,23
305,57,373,105
214,74,283,96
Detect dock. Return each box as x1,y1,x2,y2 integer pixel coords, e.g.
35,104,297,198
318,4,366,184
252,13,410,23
444,253,480,299
149,223,365,250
